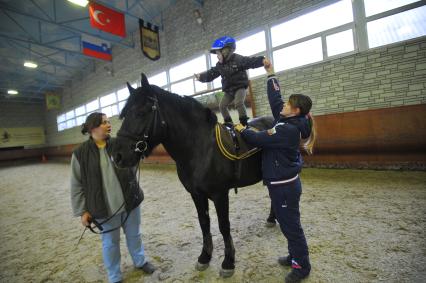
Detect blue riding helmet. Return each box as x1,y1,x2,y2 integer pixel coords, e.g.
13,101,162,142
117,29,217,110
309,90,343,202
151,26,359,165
210,36,236,54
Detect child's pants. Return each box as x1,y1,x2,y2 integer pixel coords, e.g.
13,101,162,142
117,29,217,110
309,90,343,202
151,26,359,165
220,88,247,121
267,178,311,273
97,205,146,283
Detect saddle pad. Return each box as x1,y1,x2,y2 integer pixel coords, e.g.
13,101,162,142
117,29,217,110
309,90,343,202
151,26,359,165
215,123,261,161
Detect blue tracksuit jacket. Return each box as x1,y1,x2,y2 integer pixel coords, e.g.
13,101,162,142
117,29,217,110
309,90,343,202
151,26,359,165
241,76,311,185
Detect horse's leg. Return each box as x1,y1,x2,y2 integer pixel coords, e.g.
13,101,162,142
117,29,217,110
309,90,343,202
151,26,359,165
190,192,213,271
266,201,277,227
212,192,235,278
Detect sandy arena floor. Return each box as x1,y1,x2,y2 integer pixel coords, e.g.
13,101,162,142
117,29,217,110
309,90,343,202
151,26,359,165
0,162,425,283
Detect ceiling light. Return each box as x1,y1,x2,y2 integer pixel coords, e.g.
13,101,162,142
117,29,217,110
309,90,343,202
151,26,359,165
8,90,18,95
24,61,38,68
67,0,88,7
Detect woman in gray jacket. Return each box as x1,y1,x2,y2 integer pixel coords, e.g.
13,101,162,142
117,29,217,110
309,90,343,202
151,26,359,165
70,112,156,283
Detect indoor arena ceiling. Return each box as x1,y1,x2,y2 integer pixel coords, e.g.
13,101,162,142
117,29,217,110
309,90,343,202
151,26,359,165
0,0,202,104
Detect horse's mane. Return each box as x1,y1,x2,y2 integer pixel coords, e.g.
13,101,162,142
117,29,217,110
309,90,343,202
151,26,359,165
120,85,217,127
156,86,218,126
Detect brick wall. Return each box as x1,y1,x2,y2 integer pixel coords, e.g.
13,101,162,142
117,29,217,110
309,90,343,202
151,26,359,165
44,0,426,146
251,38,426,117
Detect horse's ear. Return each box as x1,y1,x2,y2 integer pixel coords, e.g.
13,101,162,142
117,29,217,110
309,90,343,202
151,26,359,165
126,82,134,94
141,73,150,88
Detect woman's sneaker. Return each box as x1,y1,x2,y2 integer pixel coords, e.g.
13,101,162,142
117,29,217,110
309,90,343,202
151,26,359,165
285,259,310,283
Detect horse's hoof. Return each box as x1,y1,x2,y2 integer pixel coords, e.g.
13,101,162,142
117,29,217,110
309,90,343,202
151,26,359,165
220,268,235,278
195,262,209,271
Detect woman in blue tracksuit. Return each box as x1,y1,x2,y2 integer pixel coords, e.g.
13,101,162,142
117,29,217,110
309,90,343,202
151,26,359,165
236,60,316,283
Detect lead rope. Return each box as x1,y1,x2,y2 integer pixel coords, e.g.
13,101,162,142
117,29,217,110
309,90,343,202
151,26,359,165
76,160,141,246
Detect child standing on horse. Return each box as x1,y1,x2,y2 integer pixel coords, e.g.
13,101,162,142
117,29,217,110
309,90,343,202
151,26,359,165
236,60,316,283
195,36,266,127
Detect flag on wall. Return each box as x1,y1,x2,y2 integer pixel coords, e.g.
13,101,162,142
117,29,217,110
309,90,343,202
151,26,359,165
139,19,160,61
81,34,112,61
45,92,61,110
89,2,126,37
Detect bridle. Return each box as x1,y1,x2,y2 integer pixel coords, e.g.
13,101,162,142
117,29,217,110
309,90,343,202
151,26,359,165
116,94,167,157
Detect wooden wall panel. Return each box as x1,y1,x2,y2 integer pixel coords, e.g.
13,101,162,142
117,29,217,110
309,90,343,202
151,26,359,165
1,105,425,169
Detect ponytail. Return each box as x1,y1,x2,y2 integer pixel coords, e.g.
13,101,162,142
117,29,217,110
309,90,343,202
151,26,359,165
303,113,316,155
81,123,89,135
80,112,105,135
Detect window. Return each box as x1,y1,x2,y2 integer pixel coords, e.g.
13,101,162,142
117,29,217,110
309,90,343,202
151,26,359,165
66,119,76,128
58,122,67,132
65,110,75,120
171,79,194,95
195,80,208,93
271,0,353,47
237,31,266,56
169,55,207,82
75,105,85,116
102,105,119,117
364,0,420,17
210,53,218,65
248,67,265,79
100,92,117,107
273,38,323,71
367,5,426,48
76,115,86,126
210,54,222,89
57,114,66,124
148,71,167,87
118,100,127,112
117,87,130,101
86,99,99,112
212,77,222,89
237,31,267,78
326,29,355,56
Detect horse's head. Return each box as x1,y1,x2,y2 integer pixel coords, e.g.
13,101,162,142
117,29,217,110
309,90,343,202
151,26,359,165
112,73,166,168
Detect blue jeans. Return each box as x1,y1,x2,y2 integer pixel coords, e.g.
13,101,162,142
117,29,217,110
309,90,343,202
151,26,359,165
97,206,146,283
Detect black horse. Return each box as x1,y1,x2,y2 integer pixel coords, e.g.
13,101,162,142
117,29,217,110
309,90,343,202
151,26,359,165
112,73,273,277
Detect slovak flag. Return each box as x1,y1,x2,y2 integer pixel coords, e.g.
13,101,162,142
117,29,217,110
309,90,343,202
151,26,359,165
81,34,112,61
89,2,126,37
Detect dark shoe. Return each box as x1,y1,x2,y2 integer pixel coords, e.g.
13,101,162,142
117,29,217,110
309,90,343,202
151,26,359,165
285,268,310,283
140,261,156,274
278,255,292,266
285,259,310,283
113,281,122,283
239,116,249,126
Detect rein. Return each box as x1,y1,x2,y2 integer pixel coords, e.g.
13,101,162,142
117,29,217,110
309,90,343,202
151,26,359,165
76,161,141,246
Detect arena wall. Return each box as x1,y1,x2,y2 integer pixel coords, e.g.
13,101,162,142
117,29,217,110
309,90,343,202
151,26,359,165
36,0,426,169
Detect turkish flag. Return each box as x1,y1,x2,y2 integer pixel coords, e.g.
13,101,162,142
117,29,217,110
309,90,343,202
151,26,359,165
89,2,126,37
